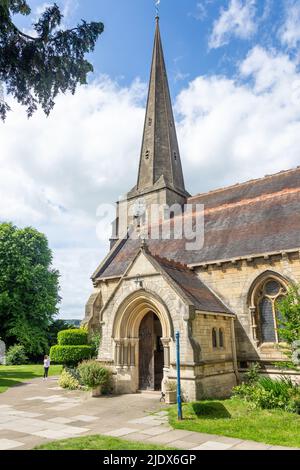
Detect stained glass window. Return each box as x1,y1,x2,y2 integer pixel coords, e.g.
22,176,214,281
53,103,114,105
255,278,286,344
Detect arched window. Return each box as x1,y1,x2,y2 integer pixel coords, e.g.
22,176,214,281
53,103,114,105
212,328,217,348
219,329,224,348
249,275,287,345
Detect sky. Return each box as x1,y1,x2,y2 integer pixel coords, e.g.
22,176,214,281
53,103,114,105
1,0,300,320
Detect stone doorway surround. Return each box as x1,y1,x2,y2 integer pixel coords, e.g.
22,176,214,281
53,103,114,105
112,290,172,395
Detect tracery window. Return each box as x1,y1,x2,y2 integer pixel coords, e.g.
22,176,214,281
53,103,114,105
252,277,287,344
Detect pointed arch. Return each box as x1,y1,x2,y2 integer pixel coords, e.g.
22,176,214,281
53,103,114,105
247,271,289,345
112,288,173,340
248,270,290,308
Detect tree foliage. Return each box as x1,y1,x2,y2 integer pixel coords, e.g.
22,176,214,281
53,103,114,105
277,284,300,345
47,318,73,348
0,222,60,356
0,0,104,120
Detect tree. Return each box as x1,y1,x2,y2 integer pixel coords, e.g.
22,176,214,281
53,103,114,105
0,0,104,120
0,222,60,356
47,318,74,349
277,284,300,368
277,284,300,345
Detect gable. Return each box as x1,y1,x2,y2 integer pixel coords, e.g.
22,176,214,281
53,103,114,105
125,251,158,278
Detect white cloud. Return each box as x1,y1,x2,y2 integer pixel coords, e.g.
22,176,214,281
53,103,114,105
209,0,257,49
280,0,300,49
176,46,300,191
0,77,146,319
1,45,300,319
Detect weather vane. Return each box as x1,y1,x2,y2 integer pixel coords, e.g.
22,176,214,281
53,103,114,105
155,0,160,18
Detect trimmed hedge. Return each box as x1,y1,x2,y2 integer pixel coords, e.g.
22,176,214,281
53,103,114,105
50,345,92,366
58,329,88,346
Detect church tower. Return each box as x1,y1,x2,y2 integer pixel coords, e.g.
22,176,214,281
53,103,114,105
112,17,189,244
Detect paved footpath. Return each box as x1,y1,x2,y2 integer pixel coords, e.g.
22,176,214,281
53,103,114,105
0,377,298,451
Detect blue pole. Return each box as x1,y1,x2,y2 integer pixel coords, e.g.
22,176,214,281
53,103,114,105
176,331,183,420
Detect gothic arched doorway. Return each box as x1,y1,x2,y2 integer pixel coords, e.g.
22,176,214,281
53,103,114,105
138,311,164,391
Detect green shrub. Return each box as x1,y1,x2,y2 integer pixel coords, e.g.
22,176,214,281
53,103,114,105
78,360,111,389
6,344,28,365
58,329,88,346
50,345,92,366
89,332,101,358
65,366,83,385
58,369,80,390
245,362,261,384
233,376,300,413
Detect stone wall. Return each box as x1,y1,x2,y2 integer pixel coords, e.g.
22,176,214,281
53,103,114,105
194,252,300,364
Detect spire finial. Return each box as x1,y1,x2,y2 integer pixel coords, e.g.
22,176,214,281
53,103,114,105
155,0,160,19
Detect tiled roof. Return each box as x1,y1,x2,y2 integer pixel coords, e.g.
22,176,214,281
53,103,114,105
94,167,300,280
150,254,232,314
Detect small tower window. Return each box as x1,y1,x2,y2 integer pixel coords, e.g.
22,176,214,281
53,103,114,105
219,329,224,348
212,328,217,349
145,150,150,160
174,152,177,161
148,118,152,126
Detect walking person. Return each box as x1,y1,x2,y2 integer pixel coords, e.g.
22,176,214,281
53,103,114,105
43,355,50,380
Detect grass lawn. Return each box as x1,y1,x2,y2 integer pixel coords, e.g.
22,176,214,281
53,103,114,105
36,435,174,450
169,398,300,448
0,364,62,393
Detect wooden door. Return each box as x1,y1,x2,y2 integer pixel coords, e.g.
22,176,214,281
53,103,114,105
139,312,154,390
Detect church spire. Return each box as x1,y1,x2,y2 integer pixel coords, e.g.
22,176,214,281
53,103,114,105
136,18,187,196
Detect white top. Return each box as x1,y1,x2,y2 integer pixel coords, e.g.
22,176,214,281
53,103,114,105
44,358,50,368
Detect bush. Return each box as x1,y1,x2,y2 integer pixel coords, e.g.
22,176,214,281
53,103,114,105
89,332,101,358
65,366,83,385
233,376,300,413
245,362,261,384
58,369,80,390
6,344,28,365
58,329,88,346
78,360,111,389
50,345,92,366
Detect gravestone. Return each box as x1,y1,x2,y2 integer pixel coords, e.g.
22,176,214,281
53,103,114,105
0,340,6,365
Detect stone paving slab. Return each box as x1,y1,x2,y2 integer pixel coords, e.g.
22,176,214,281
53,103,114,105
48,417,74,424
72,415,99,423
231,441,272,450
192,441,234,450
166,439,196,450
128,417,165,426
0,438,24,450
146,429,195,444
141,426,173,436
104,428,139,437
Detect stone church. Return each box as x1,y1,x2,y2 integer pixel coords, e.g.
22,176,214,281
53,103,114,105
84,18,300,400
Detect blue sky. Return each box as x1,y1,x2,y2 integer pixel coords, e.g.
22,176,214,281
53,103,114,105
16,0,295,97
2,0,300,319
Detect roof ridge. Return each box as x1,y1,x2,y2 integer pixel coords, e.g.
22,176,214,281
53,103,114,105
189,166,300,201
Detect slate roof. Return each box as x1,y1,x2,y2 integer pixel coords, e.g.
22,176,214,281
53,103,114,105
149,254,233,314
94,167,300,280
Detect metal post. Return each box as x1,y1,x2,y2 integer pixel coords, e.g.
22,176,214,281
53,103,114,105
176,331,183,420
